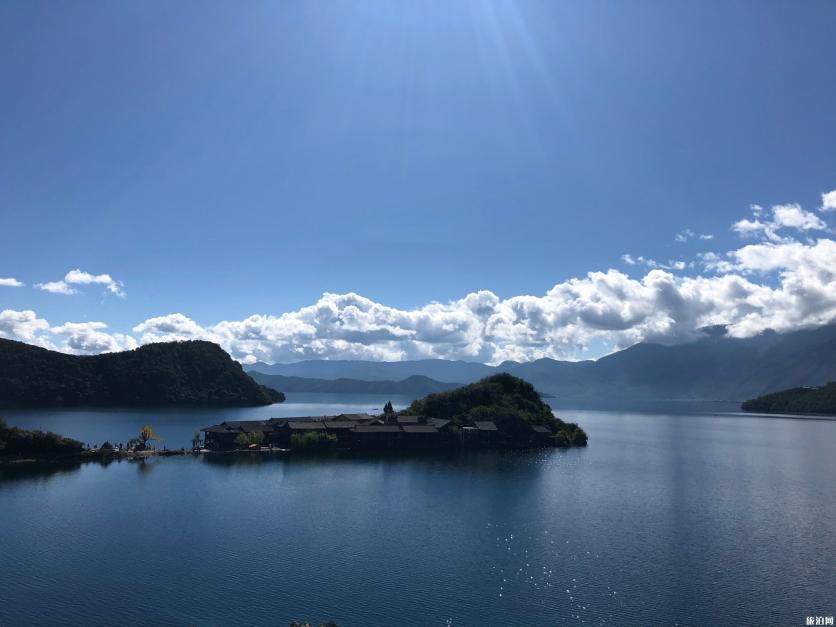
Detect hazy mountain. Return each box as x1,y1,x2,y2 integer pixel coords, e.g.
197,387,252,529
248,372,460,397
245,358,496,382
246,324,836,401
0,339,284,406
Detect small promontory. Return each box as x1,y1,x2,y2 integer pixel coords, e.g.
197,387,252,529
0,339,284,407
741,382,836,415
404,372,587,447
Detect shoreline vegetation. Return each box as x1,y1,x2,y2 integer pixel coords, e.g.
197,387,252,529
741,381,836,415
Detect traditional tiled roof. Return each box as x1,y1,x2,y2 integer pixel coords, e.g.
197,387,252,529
531,425,552,434
396,415,421,424
473,421,498,431
283,421,326,430
201,420,271,433
428,418,452,430
401,425,439,434
336,413,374,421
353,425,402,433
323,421,358,429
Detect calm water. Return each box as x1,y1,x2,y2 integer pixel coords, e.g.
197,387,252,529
1,396,834,626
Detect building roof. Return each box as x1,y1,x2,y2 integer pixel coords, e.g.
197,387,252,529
531,425,551,434
396,415,421,424
401,425,439,434
353,425,402,433
201,420,271,433
283,421,326,430
473,421,498,431
336,413,374,421
360,417,385,425
200,424,234,433
323,421,358,429
429,418,452,430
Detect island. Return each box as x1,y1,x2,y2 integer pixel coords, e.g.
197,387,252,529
741,382,836,415
201,374,588,450
0,339,284,406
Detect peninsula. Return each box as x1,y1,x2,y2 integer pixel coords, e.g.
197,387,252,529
0,339,284,407
201,374,588,451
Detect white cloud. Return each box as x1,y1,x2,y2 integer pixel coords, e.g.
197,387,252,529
821,189,836,212
35,269,125,297
35,280,78,295
674,229,695,243
675,229,713,243
733,202,826,242
0,309,51,345
4,189,836,364
0,277,24,287
64,269,125,297
50,321,137,354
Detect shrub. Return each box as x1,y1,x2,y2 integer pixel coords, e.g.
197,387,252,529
0,418,83,458
290,431,338,450
235,431,264,448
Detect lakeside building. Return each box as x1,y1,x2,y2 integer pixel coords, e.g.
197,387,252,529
200,414,554,450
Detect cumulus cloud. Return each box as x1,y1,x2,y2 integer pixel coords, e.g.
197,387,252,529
35,269,125,297
35,280,78,295
50,321,137,354
64,269,125,297
4,190,836,364
621,254,689,271
822,189,836,212
733,203,826,242
0,309,51,345
0,277,24,287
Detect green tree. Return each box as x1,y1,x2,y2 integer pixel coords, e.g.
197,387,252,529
235,431,264,448
383,400,394,415
129,424,160,450
192,431,202,449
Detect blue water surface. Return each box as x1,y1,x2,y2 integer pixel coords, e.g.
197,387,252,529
1,395,834,626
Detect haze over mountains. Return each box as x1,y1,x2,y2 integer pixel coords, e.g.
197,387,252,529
247,372,461,397
246,324,836,402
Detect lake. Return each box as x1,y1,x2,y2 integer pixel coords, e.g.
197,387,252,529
1,395,834,626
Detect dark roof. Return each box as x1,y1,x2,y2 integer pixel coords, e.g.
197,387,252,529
201,424,235,433
531,425,551,434
360,417,385,425
473,421,498,431
201,420,270,433
429,418,452,430
323,421,358,429
396,415,421,424
353,425,402,433
336,413,374,421
236,421,273,433
284,421,326,430
401,425,439,434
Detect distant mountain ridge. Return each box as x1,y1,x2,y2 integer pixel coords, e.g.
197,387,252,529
247,372,461,396
0,339,284,406
246,324,836,401
247,358,495,382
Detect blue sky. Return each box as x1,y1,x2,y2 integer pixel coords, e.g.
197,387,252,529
2,1,836,363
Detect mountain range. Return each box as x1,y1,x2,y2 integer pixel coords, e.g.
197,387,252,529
246,324,836,402
247,372,461,396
